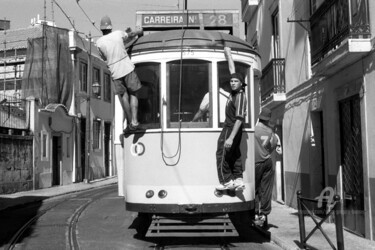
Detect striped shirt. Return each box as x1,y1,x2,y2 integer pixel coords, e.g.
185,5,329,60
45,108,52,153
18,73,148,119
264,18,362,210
224,89,247,127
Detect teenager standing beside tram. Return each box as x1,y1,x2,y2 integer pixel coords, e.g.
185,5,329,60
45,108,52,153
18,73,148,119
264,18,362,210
215,47,247,191
254,108,282,228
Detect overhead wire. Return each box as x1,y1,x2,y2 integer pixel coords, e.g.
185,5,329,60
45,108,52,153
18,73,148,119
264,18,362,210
53,0,77,32
75,0,101,32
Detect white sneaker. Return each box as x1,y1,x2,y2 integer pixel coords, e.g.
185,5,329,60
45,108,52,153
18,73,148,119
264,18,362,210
216,180,235,190
234,178,245,191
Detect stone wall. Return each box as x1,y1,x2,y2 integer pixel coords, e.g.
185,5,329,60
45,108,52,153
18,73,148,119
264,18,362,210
0,134,33,194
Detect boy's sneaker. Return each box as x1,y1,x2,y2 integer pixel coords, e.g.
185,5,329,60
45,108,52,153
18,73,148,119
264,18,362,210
216,180,235,191
124,123,143,133
233,178,245,191
254,214,268,228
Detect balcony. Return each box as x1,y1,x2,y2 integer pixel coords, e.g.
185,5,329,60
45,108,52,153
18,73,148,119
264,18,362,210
241,0,259,22
260,58,286,105
310,0,371,75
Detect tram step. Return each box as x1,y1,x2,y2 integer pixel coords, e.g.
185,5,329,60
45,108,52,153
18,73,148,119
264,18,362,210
146,214,238,237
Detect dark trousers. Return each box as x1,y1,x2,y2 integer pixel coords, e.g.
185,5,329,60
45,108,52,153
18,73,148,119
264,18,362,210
216,126,243,184
255,158,274,215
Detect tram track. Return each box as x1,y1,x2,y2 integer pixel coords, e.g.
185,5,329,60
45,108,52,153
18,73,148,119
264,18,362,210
153,243,231,249
4,185,116,250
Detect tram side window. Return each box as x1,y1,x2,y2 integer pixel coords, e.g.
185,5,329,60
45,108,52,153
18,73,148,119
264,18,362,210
217,61,251,128
134,62,161,128
167,59,211,128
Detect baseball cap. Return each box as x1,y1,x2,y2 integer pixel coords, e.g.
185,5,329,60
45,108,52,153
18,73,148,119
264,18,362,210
230,73,247,86
259,108,272,121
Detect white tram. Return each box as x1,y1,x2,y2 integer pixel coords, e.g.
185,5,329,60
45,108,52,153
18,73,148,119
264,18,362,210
114,30,261,235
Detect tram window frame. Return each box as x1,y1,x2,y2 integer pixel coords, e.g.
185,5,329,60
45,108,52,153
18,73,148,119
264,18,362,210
217,61,251,128
133,62,161,129
166,59,212,129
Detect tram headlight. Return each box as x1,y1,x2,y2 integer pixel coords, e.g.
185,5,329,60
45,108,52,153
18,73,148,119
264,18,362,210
146,190,154,198
158,190,168,199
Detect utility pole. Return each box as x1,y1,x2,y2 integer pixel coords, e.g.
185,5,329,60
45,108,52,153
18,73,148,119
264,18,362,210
84,32,92,183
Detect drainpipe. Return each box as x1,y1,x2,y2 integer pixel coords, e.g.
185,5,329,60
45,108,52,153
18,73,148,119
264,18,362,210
84,32,92,183
27,96,36,190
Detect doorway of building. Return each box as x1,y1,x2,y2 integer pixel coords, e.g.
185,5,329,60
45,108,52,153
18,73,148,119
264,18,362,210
310,111,325,196
339,94,364,236
273,124,284,203
80,118,86,182
52,134,62,186
104,122,111,177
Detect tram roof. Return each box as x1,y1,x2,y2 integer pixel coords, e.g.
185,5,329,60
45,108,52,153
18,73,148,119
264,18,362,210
131,30,258,54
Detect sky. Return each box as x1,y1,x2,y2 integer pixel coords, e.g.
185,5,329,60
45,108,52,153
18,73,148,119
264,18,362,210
1,0,242,39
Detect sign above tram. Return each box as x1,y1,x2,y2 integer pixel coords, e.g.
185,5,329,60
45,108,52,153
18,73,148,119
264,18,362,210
138,11,235,28
142,13,200,26
136,10,242,37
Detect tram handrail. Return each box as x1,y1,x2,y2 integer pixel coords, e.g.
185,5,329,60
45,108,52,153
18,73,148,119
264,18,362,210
297,190,344,250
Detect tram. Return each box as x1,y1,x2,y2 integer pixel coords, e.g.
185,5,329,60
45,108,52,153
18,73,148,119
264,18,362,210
114,29,261,236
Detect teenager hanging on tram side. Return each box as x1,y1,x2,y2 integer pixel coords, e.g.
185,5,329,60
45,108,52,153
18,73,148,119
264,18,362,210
96,15,143,133
215,47,247,191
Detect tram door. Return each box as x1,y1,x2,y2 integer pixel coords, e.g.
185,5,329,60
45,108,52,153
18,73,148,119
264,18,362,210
339,95,364,236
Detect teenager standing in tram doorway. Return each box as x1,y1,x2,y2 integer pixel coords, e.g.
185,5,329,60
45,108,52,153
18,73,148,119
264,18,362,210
96,15,143,133
215,47,247,192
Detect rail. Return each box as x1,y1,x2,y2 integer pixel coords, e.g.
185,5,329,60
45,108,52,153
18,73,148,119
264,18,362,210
0,93,28,131
297,190,344,250
260,58,285,102
310,0,371,64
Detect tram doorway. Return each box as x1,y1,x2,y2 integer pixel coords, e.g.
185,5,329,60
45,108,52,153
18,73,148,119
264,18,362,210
339,95,365,236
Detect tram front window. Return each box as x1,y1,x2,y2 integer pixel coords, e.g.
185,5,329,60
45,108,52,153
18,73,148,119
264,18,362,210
167,59,211,128
134,62,161,128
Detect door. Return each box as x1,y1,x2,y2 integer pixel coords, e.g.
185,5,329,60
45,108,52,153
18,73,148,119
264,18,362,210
104,122,111,177
52,135,62,186
80,118,86,181
310,111,325,196
339,95,364,236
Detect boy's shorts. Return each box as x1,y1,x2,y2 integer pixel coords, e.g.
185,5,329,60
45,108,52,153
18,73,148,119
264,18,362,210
113,71,142,95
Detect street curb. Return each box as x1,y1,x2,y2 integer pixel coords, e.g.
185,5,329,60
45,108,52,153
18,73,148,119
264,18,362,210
253,225,300,250
0,177,118,212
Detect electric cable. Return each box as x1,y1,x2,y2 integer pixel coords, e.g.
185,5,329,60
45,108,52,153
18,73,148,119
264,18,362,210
53,0,77,32
75,0,101,32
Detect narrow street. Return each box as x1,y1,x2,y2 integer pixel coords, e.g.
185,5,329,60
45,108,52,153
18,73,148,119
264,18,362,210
0,185,281,250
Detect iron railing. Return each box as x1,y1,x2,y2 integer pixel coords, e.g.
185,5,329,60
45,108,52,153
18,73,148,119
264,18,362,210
260,58,285,102
0,93,28,130
297,191,344,250
310,0,371,64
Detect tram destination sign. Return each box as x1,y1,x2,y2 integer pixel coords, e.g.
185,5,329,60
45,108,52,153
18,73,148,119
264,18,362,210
141,13,233,27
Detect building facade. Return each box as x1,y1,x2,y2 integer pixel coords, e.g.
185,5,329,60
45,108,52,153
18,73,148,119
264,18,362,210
0,21,115,193
242,0,375,240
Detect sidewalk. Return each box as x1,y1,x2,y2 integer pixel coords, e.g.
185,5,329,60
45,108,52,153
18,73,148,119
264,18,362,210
0,176,118,212
1,180,375,250
256,201,375,250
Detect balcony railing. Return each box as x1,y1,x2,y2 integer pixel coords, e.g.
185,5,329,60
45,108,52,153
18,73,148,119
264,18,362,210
260,58,285,102
0,93,28,130
310,0,370,64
